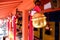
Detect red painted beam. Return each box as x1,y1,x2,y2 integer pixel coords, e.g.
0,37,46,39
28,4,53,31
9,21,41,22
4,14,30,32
42,8,60,13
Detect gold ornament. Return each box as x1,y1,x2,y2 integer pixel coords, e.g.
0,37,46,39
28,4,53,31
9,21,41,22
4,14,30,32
32,12,46,28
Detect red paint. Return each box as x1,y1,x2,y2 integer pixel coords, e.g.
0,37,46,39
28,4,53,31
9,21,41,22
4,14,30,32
13,16,16,40
29,14,34,40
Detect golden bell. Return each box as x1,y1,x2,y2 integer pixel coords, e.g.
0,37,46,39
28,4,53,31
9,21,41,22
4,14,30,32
32,12,46,28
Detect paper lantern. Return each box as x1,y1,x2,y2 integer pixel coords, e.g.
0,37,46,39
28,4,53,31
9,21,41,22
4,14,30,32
32,12,46,28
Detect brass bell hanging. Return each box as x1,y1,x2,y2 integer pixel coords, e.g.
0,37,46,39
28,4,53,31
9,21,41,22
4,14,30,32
32,12,46,28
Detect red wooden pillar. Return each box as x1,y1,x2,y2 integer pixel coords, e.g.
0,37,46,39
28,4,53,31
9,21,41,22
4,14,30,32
29,15,34,40
13,16,16,40
11,16,16,40
22,10,29,40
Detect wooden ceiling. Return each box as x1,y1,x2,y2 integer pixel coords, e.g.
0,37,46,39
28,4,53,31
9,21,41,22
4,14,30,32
0,0,17,2
0,0,34,18
0,0,22,18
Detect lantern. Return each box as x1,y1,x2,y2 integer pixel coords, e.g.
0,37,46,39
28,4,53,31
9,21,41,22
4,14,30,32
32,12,46,28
